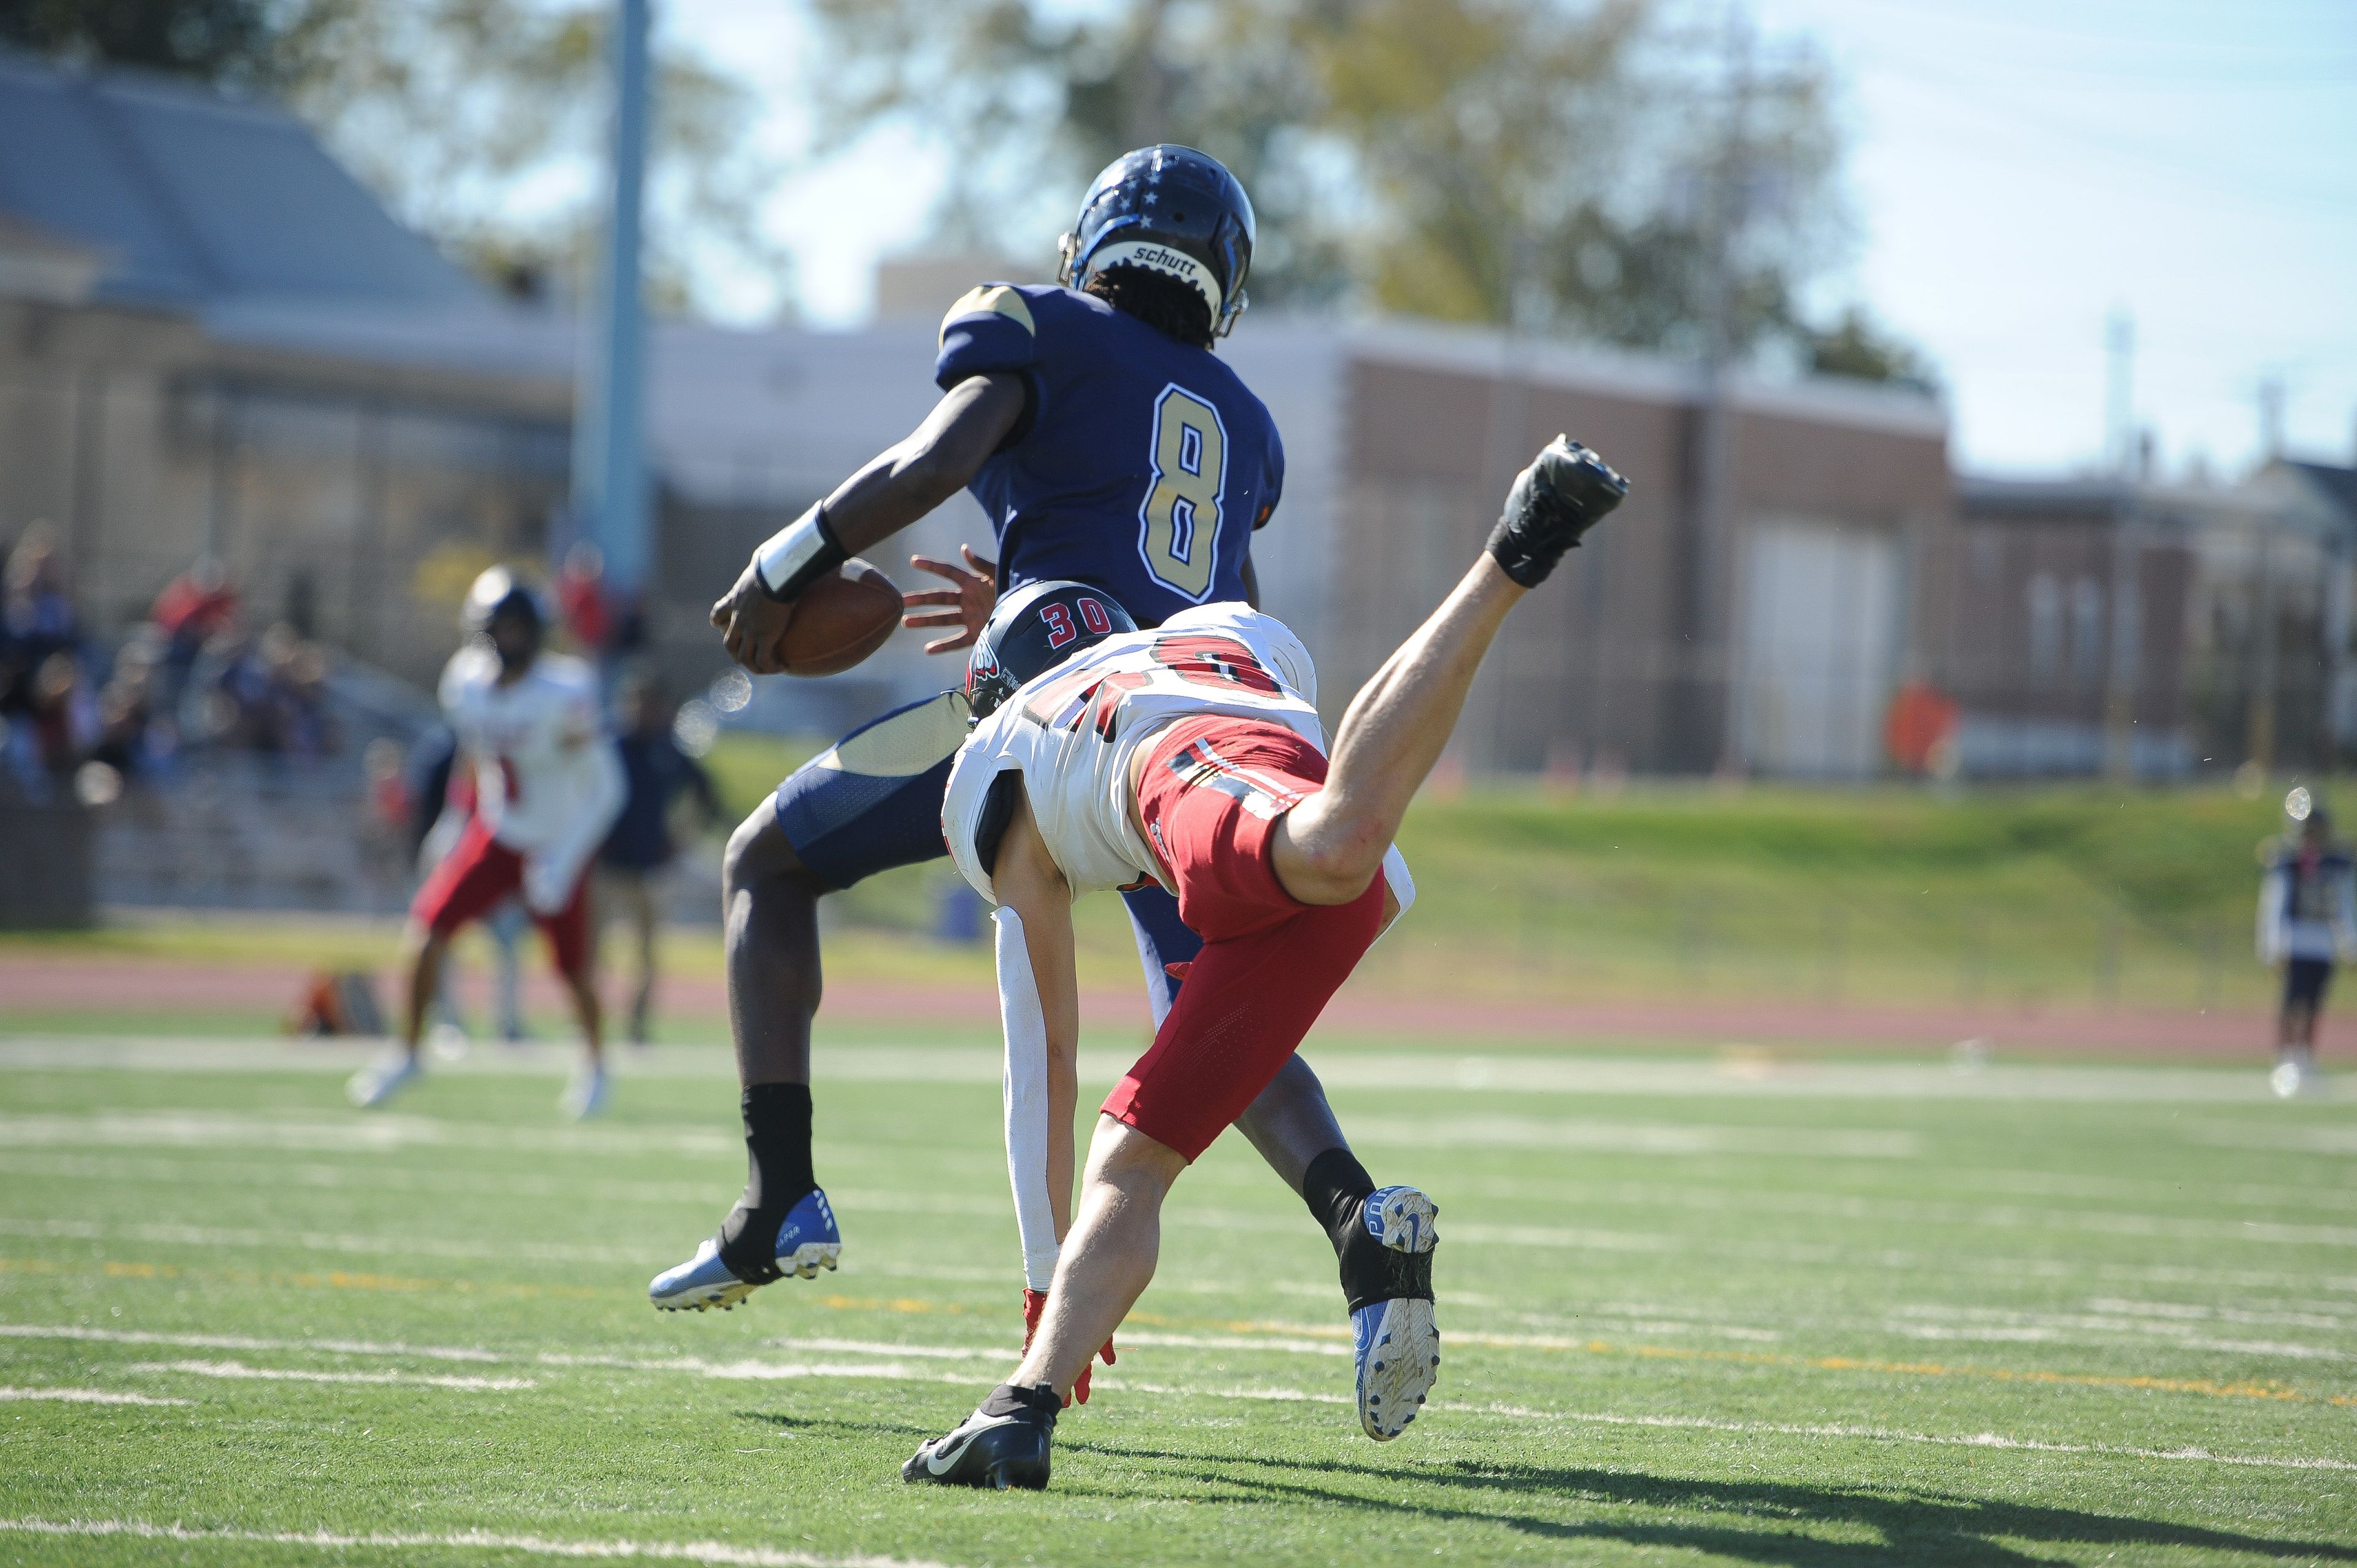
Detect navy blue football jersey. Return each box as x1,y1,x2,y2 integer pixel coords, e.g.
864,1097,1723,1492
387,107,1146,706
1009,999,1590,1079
935,282,1282,627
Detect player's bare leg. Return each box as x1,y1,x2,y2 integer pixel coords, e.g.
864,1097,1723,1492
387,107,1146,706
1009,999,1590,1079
1016,1118,1185,1392
648,803,839,1308
347,925,447,1107
555,963,608,1119
721,806,826,1088
1232,1057,1348,1190
1276,439,1628,909
905,1117,1180,1490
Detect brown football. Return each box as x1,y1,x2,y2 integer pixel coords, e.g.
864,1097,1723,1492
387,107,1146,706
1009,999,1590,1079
777,558,903,676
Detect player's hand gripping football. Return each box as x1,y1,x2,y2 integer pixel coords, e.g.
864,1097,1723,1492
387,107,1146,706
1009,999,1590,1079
1023,1287,1117,1407
710,560,798,675
902,545,999,654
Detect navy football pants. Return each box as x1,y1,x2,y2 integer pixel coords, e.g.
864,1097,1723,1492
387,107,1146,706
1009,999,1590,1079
771,692,1202,1018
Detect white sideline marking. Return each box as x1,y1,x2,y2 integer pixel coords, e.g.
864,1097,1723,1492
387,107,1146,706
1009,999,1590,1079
1468,1405,2357,1472
0,1037,2286,1103
1347,1115,1920,1159
130,1359,533,1391
0,1386,188,1406
0,1109,739,1160
0,1216,645,1265
1091,1377,1353,1405
0,1518,950,1566
0,1323,505,1361
542,1354,975,1386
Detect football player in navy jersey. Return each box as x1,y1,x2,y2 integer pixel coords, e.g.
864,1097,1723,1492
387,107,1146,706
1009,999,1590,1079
651,145,1425,1427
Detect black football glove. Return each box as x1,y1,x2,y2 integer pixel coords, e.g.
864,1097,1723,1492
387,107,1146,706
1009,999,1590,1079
1485,436,1629,589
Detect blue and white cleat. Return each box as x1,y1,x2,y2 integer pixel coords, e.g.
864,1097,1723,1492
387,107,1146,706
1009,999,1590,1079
346,1052,421,1110
648,1188,842,1312
1350,1184,1440,1442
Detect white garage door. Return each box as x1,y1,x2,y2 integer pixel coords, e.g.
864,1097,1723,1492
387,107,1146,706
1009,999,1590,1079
1735,521,1900,778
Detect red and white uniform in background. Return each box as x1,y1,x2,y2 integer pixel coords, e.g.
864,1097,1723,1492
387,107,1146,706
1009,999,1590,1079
409,646,624,979
943,603,1411,1290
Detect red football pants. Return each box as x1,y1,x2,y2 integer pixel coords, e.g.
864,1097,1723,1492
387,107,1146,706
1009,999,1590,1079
1101,717,1385,1161
409,818,593,982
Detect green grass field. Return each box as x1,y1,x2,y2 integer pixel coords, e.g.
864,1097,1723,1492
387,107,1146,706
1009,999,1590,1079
4,771,2318,1023
2,1025,2353,1566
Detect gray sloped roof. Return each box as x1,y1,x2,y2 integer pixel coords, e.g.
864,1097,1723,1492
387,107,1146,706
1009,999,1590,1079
2287,462,2357,525
0,50,483,310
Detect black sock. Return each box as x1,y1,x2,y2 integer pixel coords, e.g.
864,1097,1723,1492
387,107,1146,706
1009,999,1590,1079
1302,1147,1376,1252
978,1382,1060,1422
716,1082,815,1281
1307,1148,1431,1313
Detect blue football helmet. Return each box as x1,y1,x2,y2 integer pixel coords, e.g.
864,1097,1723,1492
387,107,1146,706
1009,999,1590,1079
964,580,1139,720
1058,144,1256,338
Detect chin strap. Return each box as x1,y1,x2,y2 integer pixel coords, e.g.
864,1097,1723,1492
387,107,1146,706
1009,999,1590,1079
753,503,846,601
996,906,1061,1293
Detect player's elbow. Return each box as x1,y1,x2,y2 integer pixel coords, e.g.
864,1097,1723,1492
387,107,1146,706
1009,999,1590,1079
1272,808,1387,907
895,439,977,507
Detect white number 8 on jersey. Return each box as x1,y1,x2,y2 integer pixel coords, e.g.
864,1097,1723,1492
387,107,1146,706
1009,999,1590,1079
1137,383,1227,601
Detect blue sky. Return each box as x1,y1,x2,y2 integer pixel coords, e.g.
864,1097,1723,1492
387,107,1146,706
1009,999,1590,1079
660,0,2356,480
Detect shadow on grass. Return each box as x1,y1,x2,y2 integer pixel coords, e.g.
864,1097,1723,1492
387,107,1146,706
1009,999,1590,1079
735,1411,940,1441
1065,1442,2355,1566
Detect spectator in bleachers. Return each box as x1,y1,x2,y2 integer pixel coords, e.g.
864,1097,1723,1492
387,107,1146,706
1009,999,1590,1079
149,555,239,707
597,673,719,1045
1,522,79,722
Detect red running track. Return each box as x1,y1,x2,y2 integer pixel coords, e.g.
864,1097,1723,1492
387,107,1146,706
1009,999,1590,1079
0,954,2283,1059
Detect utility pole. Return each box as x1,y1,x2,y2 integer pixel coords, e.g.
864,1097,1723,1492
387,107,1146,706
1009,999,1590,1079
571,0,653,602
2103,310,2134,474
1679,4,1751,776
2100,311,2140,779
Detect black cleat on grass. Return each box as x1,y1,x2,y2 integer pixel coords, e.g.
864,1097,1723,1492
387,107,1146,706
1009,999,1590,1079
903,1383,1058,1490
1485,436,1630,589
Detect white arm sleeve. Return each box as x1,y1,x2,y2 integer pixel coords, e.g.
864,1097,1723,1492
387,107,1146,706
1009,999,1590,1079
996,906,1062,1292
525,736,626,914
1367,845,1417,947
2258,867,2288,964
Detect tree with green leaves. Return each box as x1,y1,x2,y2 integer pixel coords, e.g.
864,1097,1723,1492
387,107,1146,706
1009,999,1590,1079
806,0,1929,381
1,0,784,317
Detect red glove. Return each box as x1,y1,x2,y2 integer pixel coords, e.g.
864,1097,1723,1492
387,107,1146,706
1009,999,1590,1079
1022,1287,1117,1407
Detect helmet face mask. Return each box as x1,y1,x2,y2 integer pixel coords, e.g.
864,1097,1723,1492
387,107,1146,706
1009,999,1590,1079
1059,144,1255,338
964,581,1139,720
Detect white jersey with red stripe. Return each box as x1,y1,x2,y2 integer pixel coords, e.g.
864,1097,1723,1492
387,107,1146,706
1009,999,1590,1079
943,602,1324,902
437,645,614,859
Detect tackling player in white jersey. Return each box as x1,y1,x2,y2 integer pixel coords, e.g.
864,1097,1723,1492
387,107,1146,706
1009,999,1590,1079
905,435,1628,1489
349,569,625,1118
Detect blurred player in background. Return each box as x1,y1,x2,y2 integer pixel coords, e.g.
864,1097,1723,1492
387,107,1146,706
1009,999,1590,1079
2257,792,2355,1097
657,147,1422,1412
598,672,721,1045
349,569,624,1118
904,436,1627,1489
404,720,528,1049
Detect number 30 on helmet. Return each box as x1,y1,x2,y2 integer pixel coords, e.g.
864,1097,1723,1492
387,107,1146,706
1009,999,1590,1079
1058,144,1256,338
965,581,1139,720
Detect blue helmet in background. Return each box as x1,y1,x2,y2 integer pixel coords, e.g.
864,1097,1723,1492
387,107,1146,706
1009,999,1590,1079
1058,144,1256,338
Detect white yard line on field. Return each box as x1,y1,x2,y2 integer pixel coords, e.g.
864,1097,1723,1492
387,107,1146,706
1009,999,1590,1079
128,1359,533,1391
1466,1405,2357,1471
0,1323,506,1359
0,1518,952,1567
0,1037,2285,1102
0,1386,188,1405
0,1216,646,1265
0,1323,510,1360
